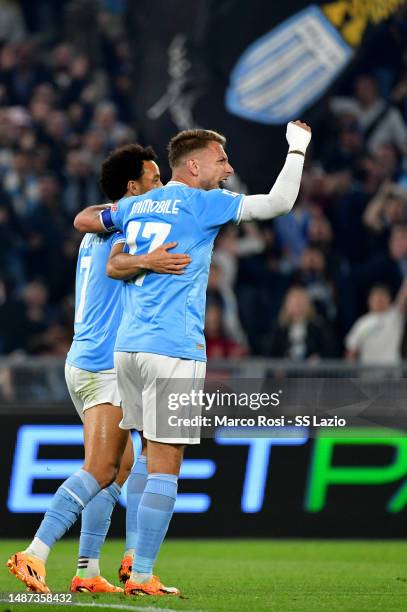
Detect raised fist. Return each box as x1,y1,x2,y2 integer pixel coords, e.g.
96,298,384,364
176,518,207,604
286,120,312,153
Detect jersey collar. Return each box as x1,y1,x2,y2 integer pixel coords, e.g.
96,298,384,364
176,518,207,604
165,180,187,187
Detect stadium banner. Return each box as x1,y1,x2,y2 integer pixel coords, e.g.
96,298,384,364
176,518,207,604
127,0,403,192
2,409,407,539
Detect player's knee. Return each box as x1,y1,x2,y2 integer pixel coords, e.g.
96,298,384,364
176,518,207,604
84,461,119,489
105,460,122,487
115,464,132,487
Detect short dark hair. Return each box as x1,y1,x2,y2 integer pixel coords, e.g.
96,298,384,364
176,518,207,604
100,144,157,200
167,129,226,169
369,284,391,296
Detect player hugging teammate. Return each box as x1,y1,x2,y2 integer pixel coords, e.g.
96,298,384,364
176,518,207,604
7,121,311,596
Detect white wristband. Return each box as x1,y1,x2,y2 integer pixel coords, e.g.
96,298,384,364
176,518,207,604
286,122,311,154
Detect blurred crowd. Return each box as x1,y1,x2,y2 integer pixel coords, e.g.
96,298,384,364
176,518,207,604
1,1,407,365
0,0,133,357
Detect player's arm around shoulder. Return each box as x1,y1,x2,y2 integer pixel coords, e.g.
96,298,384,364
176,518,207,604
106,242,192,280
74,204,114,233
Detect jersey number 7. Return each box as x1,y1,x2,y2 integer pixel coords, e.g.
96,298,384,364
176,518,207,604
75,255,91,323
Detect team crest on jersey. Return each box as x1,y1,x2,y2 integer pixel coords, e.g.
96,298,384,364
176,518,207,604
111,203,118,212
225,5,352,125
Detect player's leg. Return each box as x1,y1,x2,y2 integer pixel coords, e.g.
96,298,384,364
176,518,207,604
125,441,183,596
125,353,206,597
71,404,132,593
119,433,147,584
114,351,147,583
116,433,137,486
82,403,128,485
7,365,126,593
7,465,101,594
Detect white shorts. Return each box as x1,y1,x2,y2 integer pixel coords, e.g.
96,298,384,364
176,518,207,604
114,351,206,444
65,362,121,421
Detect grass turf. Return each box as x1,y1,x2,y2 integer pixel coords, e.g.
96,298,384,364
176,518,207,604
0,540,406,612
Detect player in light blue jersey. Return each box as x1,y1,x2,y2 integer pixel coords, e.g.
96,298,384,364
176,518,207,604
7,145,191,595
74,121,312,596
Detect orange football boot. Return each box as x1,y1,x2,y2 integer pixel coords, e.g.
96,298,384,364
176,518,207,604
6,551,50,593
118,555,133,584
70,575,123,593
125,574,180,597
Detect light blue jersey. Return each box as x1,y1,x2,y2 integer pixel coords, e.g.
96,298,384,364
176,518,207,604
109,181,244,361
66,232,126,372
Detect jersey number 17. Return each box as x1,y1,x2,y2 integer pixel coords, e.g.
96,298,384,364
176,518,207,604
127,221,171,286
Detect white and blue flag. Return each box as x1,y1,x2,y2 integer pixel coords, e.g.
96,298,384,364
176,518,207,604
226,5,352,124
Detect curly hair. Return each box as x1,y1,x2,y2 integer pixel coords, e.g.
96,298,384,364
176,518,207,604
100,144,157,200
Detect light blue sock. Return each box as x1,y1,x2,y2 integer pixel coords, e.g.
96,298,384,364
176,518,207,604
77,481,121,576
126,455,148,552
133,473,178,576
35,469,100,549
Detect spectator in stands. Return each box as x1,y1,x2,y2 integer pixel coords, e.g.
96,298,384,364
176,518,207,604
0,187,25,288
22,174,69,295
91,100,133,149
214,223,265,288
207,260,247,347
82,128,107,173
29,323,72,356
307,216,346,278
331,74,407,153
353,223,407,316
373,143,401,183
235,224,290,353
363,181,407,251
330,150,385,266
345,281,407,365
3,40,50,106
62,149,101,216
292,247,337,323
272,182,311,266
59,53,93,107
323,117,364,172
41,110,70,177
263,286,337,360
0,0,26,43
49,43,74,92
0,279,52,354
205,303,248,360
3,149,40,218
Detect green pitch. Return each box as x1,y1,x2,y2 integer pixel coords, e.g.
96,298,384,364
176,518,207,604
0,540,406,612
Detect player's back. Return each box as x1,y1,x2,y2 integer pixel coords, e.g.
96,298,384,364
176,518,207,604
112,181,243,361
67,232,125,372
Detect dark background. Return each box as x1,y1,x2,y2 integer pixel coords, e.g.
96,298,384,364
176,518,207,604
127,0,379,188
